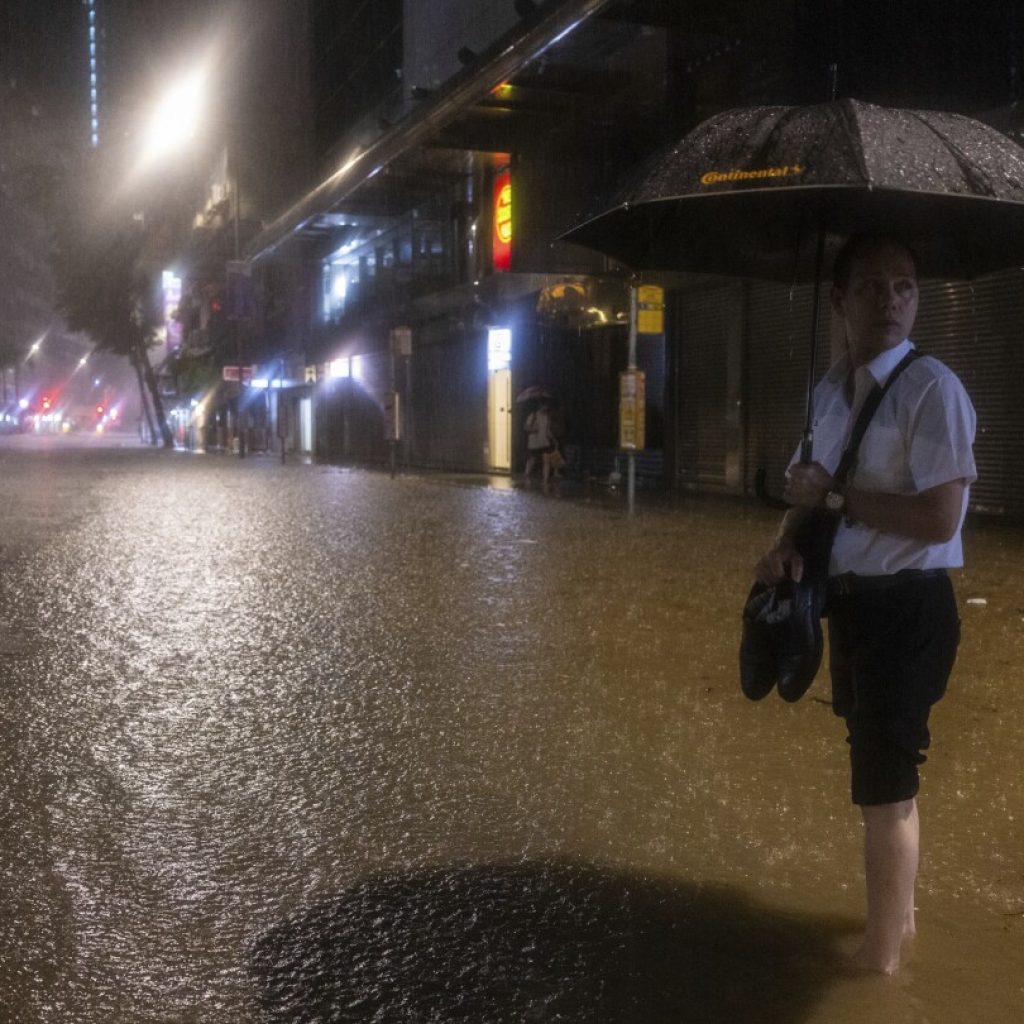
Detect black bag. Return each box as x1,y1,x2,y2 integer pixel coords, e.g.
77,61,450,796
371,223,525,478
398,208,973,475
791,508,839,585
739,349,921,702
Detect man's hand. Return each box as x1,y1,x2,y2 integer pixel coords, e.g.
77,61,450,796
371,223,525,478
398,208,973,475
754,506,812,585
783,461,835,509
755,539,804,586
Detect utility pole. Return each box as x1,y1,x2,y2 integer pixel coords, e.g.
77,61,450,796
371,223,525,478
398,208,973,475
621,281,658,514
627,286,637,513
235,157,245,459
229,150,247,459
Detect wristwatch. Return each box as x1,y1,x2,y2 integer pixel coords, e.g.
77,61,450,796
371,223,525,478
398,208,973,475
824,488,846,512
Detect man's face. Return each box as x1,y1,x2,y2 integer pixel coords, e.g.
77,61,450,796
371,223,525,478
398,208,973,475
832,243,919,364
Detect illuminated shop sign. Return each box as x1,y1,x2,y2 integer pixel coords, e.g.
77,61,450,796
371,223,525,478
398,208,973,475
493,169,512,272
162,269,183,353
487,327,511,371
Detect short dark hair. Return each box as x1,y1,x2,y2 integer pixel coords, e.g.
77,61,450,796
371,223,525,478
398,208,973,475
832,233,919,290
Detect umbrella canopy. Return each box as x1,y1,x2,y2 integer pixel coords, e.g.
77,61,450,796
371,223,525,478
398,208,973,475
562,99,1024,281
516,385,554,403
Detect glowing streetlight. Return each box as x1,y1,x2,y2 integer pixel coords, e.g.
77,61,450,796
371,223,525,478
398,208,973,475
25,332,45,362
141,67,207,167
137,58,253,458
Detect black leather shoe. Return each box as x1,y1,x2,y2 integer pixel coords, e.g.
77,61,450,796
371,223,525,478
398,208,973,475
740,579,824,702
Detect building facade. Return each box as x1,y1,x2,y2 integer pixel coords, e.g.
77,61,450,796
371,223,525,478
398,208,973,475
234,0,1024,512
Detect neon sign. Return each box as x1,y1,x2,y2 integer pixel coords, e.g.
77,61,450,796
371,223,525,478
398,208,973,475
493,170,512,272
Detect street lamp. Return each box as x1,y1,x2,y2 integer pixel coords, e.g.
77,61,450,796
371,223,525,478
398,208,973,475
143,63,250,458
24,332,45,362
140,67,207,169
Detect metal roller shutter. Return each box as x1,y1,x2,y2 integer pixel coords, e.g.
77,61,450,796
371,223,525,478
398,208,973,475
744,280,831,501
670,283,735,490
669,270,1024,517
410,324,487,471
913,271,1024,516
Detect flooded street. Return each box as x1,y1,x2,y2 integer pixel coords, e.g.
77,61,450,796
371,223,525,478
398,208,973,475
1,433,1021,1023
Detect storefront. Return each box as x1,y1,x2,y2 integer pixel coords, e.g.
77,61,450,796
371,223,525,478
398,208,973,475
666,270,1024,517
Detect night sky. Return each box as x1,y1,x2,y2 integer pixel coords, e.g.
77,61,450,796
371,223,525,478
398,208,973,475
5,1,1024,159
0,0,85,123
0,0,226,153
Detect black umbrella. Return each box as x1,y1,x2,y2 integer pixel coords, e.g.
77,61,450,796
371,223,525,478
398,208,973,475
516,384,554,404
563,98,1024,462
564,98,1024,281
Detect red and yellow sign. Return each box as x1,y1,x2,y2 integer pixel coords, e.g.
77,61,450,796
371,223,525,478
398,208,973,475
493,169,512,272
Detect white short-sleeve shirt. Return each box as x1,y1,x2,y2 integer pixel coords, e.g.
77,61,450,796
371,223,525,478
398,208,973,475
798,339,977,576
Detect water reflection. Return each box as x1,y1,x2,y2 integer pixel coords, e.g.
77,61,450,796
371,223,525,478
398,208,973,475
0,438,1021,1022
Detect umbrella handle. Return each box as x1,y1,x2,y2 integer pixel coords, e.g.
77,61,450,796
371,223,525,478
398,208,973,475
800,434,814,465
801,217,827,465
754,466,790,510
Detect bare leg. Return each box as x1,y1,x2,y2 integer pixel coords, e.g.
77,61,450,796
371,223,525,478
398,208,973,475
541,452,551,485
852,798,919,974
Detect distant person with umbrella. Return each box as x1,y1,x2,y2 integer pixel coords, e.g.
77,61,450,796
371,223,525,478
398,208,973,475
755,234,976,974
519,387,558,484
523,399,556,483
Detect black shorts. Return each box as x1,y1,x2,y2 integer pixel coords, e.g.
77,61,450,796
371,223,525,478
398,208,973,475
827,570,960,807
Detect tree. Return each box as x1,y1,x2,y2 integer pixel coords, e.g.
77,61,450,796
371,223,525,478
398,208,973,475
54,214,175,448
0,77,64,389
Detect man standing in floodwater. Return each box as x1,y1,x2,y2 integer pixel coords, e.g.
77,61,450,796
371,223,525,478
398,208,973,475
755,234,977,974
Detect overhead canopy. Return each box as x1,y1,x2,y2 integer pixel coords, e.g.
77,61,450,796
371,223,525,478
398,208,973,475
247,0,615,261
246,0,801,264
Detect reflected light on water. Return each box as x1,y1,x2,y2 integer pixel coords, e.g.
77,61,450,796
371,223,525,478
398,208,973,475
0,443,1021,1022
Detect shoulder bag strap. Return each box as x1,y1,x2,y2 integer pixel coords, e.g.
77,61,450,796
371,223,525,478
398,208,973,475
833,348,922,485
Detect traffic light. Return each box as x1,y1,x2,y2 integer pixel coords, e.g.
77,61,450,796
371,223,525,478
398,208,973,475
41,396,52,412
96,405,105,417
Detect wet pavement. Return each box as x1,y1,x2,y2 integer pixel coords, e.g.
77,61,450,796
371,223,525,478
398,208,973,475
1,432,1021,1023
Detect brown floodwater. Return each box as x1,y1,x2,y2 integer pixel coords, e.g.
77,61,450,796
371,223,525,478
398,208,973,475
0,434,1020,1022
